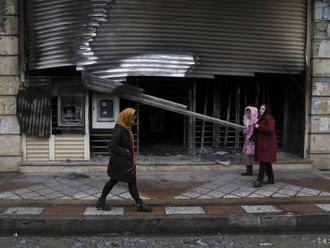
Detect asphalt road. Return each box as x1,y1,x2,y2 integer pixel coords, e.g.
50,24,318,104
1,234,330,248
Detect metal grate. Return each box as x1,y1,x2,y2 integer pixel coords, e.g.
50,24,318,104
17,77,51,137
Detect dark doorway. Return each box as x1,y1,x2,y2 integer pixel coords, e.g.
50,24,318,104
139,105,185,155
129,76,190,155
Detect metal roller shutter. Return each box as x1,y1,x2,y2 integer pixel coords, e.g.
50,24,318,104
26,0,306,79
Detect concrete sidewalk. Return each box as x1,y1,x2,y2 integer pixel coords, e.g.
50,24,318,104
0,169,330,234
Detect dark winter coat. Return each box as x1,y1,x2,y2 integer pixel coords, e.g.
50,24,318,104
107,124,136,183
255,114,277,162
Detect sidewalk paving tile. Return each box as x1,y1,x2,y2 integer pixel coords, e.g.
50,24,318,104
230,190,252,197
110,187,127,194
28,185,48,191
72,193,90,199
45,193,65,199
315,204,330,212
282,185,303,191
165,207,205,215
119,192,135,199
38,188,57,195
253,190,275,197
20,192,42,199
276,189,298,196
196,194,214,199
181,192,202,199
83,207,124,216
30,196,47,200
4,207,44,215
241,205,282,213
109,195,126,200
299,188,321,196
201,183,219,190
51,185,70,191
124,207,164,215
279,204,323,213
173,195,190,199
0,192,21,200
223,194,240,198
204,205,245,214
271,193,290,198
191,187,211,194
204,191,226,198
296,192,315,197
59,196,72,200
247,193,266,198
82,195,98,200
13,188,33,194
42,207,85,216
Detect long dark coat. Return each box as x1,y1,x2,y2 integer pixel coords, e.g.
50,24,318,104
255,114,277,162
107,124,136,183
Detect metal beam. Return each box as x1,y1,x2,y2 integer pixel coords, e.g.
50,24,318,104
83,75,245,130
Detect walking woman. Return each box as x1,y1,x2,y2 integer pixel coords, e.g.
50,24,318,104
241,106,258,176
96,108,152,212
253,104,277,187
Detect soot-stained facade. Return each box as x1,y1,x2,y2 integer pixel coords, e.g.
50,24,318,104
1,0,329,171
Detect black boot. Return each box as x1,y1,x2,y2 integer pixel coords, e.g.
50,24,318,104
96,199,111,211
253,180,263,187
136,201,152,212
265,163,275,184
241,165,253,176
253,163,266,187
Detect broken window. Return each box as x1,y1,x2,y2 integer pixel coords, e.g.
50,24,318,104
97,99,114,122
52,82,85,135
58,96,84,126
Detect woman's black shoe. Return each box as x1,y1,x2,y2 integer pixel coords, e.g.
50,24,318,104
241,165,253,176
136,202,152,212
253,180,263,188
96,199,111,211
264,179,275,184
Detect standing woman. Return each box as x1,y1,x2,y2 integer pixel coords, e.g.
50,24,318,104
253,104,277,187
96,108,152,212
241,106,258,176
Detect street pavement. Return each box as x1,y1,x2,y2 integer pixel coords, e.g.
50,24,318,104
0,168,330,234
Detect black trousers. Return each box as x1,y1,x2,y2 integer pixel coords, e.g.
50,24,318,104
99,178,141,204
257,162,274,182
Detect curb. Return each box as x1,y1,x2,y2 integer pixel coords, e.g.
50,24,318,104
1,212,330,235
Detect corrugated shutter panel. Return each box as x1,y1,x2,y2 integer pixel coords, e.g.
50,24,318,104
26,0,306,79
17,77,51,137
84,0,306,80
54,136,85,160
26,136,50,161
25,0,110,69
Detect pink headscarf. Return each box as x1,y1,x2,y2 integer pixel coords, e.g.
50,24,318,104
243,106,258,126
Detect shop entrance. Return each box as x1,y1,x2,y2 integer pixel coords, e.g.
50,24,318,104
131,77,189,155
139,105,185,155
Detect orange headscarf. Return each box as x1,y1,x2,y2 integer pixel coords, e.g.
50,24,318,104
116,108,136,136
116,108,136,169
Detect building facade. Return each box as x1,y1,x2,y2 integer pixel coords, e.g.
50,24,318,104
310,0,330,168
0,0,21,171
0,0,329,171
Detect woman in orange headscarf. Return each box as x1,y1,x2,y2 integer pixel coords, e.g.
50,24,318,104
96,108,152,212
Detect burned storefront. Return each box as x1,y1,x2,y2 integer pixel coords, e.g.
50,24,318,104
18,0,308,164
